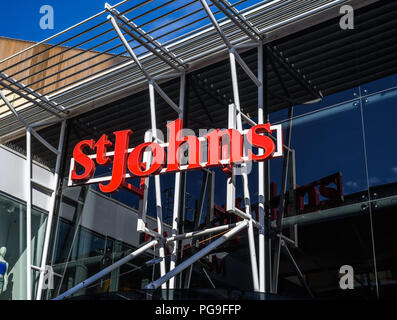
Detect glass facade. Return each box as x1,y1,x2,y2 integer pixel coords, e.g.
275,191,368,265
35,72,397,300
1,1,397,300
266,74,397,298
0,192,47,300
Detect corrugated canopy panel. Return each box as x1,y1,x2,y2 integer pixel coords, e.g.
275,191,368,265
0,0,356,143
7,0,397,171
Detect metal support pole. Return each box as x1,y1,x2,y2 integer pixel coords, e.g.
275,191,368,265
149,77,167,290
202,267,216,289
272,106,294,293
137,131,152,233
177,73,189,289
46,118,71,300
169,72,186,289
229,57,260,292
288,150,298,246
26,129,32,300
53,240,158,300
177,171,187,289
200,0,262,290
206,171,215,227
257,43,266,293
170,171,182,289
263,61,272,295
54,186,89,297
36,120,67,300
185,171,210,288
166,222,242,243
145,221,248,289
281,240,314,298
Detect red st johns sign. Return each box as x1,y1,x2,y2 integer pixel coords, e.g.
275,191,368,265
68,119,282,193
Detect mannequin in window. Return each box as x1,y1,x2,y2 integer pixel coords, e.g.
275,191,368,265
0,247,8,295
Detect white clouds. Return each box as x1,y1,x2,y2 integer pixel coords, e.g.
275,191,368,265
346,181,358,188
368,176,382,185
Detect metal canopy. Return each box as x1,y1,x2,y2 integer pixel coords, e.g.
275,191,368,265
0,0,392,300
8,0,396,171
0,0,366,144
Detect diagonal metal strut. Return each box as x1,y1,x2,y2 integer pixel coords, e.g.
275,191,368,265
105,3,185,72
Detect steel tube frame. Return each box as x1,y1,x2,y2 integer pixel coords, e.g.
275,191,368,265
149,82,167,289
257,43,266,293
0,89,68,300
272,105,294,294
36,120,66,300
108,12,182,290
169,72,186,289
231,54,260,293
26,129,32,300
199,0,262,291
145,221,248,289
53,240,158,300
166,222,242,243
108,13,191,290
0,0,339,300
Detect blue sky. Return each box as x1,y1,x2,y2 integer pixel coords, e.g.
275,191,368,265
3,0,396,217
0,0,263,45
0,0,108,42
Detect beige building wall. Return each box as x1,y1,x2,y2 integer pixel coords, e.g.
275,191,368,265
0,36,127,118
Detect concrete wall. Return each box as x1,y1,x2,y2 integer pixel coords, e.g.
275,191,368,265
0,144,172,249
0,145,53,212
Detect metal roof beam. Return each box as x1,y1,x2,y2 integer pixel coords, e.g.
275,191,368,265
199,0,261,88
0,79,63,119
0,72,67,114
115,22,181,73
107,14,181,115
105,3,185,72
266,45,323,100
210,0,262,42
192,75,231,108
0,90,60,155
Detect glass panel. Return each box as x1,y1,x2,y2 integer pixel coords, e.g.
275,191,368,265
361,73,397,96
50,215,155,298
0,193,47,300
362,82,397,297
273,97,377,298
